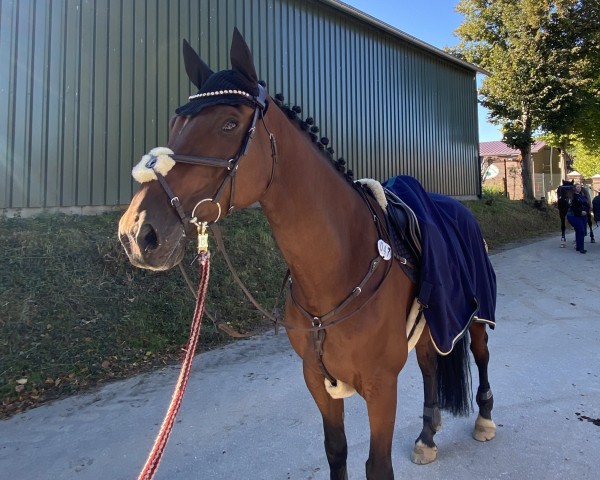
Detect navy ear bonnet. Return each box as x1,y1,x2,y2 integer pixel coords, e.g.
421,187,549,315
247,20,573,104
175,69,263,117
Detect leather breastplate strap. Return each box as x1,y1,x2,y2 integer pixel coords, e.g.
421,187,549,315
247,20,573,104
289,255,387,331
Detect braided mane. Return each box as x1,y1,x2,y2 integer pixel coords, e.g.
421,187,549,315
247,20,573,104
264,84,353,183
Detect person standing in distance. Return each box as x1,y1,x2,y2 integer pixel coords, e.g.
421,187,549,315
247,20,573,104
592,189,600,227
567,183,589,254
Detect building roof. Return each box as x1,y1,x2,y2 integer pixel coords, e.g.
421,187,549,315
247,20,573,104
322,1,486,74
480,140,547,157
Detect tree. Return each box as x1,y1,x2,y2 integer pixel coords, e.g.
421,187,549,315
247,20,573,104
541,0,600,174
571,85,600,154
452,0,600,199
571,141,600,177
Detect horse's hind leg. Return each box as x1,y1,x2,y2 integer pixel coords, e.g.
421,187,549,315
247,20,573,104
411,325,442,465
588,215,595,243
302,364,348,480
469,322,496,442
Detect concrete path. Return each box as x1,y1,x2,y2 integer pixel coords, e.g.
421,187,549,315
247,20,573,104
1,231,599,479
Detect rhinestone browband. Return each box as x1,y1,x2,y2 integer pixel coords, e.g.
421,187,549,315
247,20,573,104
188,89,253,101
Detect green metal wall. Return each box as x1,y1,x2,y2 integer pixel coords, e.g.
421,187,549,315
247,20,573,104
0,0,480,210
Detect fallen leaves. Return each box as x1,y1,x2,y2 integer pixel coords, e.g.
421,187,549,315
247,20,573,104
15,378,28,393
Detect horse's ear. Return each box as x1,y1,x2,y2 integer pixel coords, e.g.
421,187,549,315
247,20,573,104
230,27,258,84
182,39,213,89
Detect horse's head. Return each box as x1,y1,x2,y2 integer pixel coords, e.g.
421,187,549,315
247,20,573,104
119,29,276,271
557,183,574,203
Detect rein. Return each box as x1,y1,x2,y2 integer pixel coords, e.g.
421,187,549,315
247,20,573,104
182,179,401,336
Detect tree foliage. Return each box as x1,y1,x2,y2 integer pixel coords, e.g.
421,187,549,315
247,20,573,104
571,141,600,177
452,0,600,198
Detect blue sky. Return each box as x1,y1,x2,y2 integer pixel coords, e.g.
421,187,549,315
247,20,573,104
342,0,503,142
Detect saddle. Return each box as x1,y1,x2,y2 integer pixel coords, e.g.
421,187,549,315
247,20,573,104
384,187,421,284
357,178,420,284
359,176,497,355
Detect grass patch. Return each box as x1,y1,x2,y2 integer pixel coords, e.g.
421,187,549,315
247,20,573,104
0,198,562,418
465,193,560,250
0,209,285,417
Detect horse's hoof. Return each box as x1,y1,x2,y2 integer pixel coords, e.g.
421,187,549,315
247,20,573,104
411,439,437,465
473,415,496,442
591,239,596,243
560,244,565,248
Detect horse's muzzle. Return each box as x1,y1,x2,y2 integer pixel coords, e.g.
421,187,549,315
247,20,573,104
118,211,186,271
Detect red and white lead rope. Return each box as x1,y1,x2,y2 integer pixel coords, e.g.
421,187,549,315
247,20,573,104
137,251,211,480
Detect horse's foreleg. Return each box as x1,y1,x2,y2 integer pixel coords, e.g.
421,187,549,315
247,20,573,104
588,214,595,243
560,215,567,245
412,325,441,465
363,377,398,480
469,322,496,442
303,364,348,480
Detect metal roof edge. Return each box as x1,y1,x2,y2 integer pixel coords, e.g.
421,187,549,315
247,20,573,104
319,0,488,75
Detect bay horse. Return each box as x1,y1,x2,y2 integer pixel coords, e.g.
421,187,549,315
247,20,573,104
118,29,497,479
557,180,595,247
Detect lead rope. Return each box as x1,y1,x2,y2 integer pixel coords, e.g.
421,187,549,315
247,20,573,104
177,262,254,339
137,223,210,480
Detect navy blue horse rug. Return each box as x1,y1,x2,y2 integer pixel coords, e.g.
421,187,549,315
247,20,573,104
382,175,496,355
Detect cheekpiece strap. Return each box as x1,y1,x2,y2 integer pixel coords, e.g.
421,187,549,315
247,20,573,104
154,171,188,223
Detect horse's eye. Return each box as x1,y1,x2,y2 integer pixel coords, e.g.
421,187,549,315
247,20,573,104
222,120,239,132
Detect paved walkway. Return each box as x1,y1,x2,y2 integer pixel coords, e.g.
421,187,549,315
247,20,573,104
1,231,599,479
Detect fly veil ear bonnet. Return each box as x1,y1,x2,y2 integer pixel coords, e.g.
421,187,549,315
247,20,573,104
132,28,269,184
175,28,265,116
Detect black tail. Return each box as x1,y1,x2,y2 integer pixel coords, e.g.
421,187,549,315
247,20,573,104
436,334,472,416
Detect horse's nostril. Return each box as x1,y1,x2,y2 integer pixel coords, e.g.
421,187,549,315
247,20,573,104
139,223,159,252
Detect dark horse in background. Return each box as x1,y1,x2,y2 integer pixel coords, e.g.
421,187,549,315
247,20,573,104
118,29,497,479
557,180,595,247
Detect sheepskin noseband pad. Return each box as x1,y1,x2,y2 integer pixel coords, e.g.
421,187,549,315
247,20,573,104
132,147,176,183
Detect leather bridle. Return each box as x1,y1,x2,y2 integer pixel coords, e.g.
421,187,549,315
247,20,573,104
148,84,277,229
138,83,401,389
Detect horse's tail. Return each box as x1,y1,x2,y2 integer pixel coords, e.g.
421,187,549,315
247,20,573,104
436,334,472,417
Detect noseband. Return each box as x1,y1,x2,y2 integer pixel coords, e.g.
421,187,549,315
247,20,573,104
137,84,277,230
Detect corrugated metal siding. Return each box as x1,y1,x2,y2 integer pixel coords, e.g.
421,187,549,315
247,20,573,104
0,0,480,210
